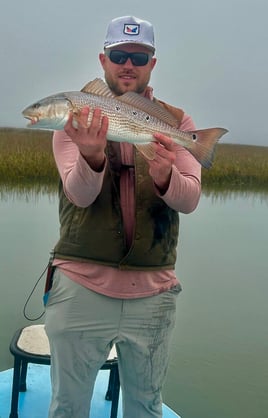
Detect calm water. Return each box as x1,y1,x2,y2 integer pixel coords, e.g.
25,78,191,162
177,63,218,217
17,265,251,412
0,188,267,418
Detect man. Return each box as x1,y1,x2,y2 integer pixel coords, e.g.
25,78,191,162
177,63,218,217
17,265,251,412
45,15,201,418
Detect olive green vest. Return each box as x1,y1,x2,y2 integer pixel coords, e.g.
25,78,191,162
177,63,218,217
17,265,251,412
54,100,184,271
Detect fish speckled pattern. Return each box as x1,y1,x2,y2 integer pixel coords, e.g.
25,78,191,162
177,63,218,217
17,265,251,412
22,78,228,168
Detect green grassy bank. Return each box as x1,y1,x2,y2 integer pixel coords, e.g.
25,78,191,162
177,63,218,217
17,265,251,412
0,128,56,185
0,127,267,192
201,142,268,191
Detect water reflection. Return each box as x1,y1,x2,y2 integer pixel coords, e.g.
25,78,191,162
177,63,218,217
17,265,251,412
1,182,268,203
202,185,268,202
0,183,57,202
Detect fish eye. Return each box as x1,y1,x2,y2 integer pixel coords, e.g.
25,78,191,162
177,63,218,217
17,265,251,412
33,103,41,109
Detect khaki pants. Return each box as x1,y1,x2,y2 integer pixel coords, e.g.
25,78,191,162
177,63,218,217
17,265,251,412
45,268,180,418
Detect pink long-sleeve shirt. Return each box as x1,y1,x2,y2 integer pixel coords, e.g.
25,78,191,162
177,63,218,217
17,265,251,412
52,103,201,299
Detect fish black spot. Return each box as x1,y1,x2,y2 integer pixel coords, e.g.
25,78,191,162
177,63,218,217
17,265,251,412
192,134,197,140
115,106,120,111
146,116,150,121
133,111,137,115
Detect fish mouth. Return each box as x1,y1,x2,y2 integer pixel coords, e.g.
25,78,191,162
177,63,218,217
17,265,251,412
23,114,39,126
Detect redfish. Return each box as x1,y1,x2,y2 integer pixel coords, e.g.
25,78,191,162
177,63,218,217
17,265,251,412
22,78,228,168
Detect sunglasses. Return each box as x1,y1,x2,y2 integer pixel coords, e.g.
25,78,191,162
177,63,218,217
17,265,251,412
105,50,152,66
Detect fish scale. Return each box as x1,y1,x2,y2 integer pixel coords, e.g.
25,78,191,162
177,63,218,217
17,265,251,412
67,91,177,140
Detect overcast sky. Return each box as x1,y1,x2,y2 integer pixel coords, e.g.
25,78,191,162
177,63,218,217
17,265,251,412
1,0,267,146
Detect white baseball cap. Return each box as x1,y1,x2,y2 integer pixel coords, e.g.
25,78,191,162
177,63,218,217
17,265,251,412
104,16,155,53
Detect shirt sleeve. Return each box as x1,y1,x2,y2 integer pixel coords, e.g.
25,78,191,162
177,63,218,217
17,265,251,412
157,113,202,213
52,130,106,207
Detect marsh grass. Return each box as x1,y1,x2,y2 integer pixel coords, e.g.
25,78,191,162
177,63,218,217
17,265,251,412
0,128,58,186
202,143,268,192
0,128,267,193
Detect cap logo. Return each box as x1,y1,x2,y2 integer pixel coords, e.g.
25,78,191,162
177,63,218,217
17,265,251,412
124,24,140,36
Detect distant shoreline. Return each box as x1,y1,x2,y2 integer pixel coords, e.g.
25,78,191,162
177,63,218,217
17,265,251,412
0,127,267,192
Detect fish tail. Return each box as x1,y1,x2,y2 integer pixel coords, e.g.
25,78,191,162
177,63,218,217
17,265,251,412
189,128,228,168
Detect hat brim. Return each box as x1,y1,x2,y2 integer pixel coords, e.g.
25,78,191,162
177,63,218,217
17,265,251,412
104,41,155,53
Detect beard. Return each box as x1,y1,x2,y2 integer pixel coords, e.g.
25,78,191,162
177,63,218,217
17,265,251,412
104,73,150,96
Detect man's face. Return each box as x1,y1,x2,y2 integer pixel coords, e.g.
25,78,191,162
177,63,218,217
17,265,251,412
99,44,157,96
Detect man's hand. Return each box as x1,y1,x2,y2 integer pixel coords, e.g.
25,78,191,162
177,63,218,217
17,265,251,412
65,106,108,171
146,132,176,194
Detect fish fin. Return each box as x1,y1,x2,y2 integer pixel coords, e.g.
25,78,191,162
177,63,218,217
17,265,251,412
81,78,116,98
134,143,156,160
117,93,179,128
188,128,228,168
